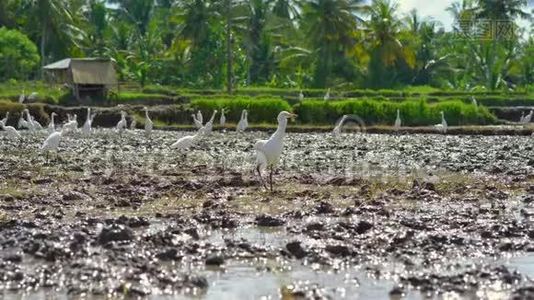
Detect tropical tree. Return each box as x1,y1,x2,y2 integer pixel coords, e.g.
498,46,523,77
21,0,84,71
0,27,40,80
364,0,415,88
302,0,364,87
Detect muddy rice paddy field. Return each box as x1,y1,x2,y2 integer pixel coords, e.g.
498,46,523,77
0,129,534,299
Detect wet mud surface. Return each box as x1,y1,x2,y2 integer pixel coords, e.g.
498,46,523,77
0,130,534,299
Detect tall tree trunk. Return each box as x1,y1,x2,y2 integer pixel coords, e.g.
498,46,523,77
40,26,47,79
226,0,233,94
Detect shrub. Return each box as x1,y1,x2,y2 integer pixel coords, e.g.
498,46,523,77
0,28,40,81
191,97,292,123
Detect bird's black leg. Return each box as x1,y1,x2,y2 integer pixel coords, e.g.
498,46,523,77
269,166,274,192
256,165,267,190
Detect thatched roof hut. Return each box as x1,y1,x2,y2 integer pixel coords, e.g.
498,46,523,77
43,58,118,101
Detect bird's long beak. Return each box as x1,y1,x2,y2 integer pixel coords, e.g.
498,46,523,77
290,113,298,118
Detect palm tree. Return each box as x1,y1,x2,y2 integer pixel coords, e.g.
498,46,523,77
302,0,364,87
177,0,215,47
475,0,530,20
84,0,109,56
108,0,154,36
22,0,83,74
365,0,414,88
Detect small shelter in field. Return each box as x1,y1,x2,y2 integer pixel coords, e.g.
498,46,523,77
43,58,118,101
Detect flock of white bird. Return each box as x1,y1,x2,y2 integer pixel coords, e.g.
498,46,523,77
1,90,533,190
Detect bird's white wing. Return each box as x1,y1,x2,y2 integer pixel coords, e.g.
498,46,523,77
254,140,268,170
171,135,194,149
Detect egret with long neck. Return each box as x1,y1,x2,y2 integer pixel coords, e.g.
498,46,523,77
82,108,92,135
144,107,153,136
237,110,248,132
394,109,402,132
254,111,297,191
0,112,9,126
48,112,57,134
204,110,218,134
220,108,226,127
332,115,348,137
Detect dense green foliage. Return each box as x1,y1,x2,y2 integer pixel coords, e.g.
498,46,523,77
0,0,531,91
0,28,40,81
294,99,497,125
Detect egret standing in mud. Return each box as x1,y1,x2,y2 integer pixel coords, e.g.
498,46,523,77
31,116,43,130
17,112,27,129
332,115,348,137
192,114,203,129
82,108,92,135
255,111,297,191
237,110,248,132
524,110,533,124
0,121,21,140
18,89,25,103
434,111,447,134
116,111,127,133
63,114,78,134
0,112,9,126
204,110,217,134
143,107,153,136
196,110,203,124
41,129,63,161
171,128,205,159
220,108,226,128
394,109,402,132
48,112,57,134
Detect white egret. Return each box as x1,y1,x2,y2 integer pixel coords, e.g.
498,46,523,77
130,119,137,130
116,111,127,133
524,110,533,124
31,116,43,130
48,112,57,134
41,129,63,161
171,128,204,151
204,110,217,134
192,114,203,129
23,109,35,131
17,112,27,129
332,115,348,137
220,108,226,127
394,109,402,132
299,90,304,101
196,110,203,124
520,112,525,123
0,121,21,139
144,107,153,136
0,112,9,125
433,111,447,133
82,108,92,135
18,89,25,103
63,114,78,133
254,111,297,191
324,88,330,101
236,110,248,132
